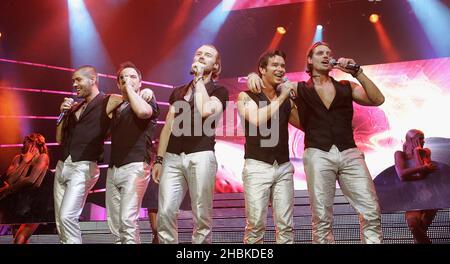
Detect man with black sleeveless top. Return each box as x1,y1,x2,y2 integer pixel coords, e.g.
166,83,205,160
248,42,385,243
237,50,301,244
106,62,159,244
55,65,123,244
152,44,228,244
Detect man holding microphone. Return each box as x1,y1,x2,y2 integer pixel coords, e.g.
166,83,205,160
247,42,385,244
105,62,159,244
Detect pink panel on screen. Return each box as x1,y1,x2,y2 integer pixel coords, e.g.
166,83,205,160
223,0,312,11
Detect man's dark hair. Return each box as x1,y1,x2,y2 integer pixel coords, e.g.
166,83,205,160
306,41,330,76
116,61,142,83
257,50,286,76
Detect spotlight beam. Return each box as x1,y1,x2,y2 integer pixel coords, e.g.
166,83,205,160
313,25,323,42
408,0,450,57
67,0,114,71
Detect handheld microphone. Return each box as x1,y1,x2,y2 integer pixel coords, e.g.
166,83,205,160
189,65,197,75
277,77,296,100
56,98,74,125
329,58,360,71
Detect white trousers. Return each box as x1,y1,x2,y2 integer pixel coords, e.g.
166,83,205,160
303,145,383,244
157,151,217,244
54,156,99,244
106,162,150,244
242,159,295,244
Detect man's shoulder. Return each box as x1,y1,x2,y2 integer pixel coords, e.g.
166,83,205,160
333,78,351,87
296,80,309,90
209,82,228,93
170,84,187,97
174,84,186,91
107,93,122,101
238,90,254,97
208,82,229,103
239,90,260,102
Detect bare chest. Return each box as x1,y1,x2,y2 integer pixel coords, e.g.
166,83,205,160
314,83,336,109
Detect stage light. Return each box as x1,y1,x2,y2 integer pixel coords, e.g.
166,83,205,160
268,31,284,50
68,0,83,9
293,0,316,70
277,26,287,35
373,20,400,62
67,0,113,71
0,32,2,38
408,0,450,57
149,1,232,82
369,14,379,23
313,24,323,42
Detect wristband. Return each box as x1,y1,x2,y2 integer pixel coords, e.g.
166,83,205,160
352,68,363,78
154,155,164,165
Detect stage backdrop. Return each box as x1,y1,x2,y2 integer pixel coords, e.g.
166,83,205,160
1,57,449,194
1,57,449,222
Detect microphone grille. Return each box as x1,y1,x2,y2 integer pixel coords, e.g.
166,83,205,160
329,58,337,65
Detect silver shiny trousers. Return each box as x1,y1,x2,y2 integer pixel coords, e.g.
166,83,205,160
157,151,217,244
303,145,383,244
242,159,295,244
54,156,99,244
106,162,150,244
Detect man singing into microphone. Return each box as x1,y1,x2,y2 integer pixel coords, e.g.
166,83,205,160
55,65,153,244
237,50,301,244
248,42,385,243
105,62,159,244
153,44,228,244
55,65,122,244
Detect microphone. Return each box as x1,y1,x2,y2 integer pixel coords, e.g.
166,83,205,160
189,65,197,75
329,58,360,71
277,77,296,100
56,98,74,125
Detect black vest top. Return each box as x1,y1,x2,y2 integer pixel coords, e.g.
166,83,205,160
61,93,111,162
243,90,292,164
109,96,159,167
295,78,357,152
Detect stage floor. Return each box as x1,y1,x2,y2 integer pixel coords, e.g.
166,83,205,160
1,190,449,244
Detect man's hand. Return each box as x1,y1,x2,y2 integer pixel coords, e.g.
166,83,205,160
152,163,162,184
334,57,358,75
60,97,74,113
191,61,206,78
278,80,296,100
247,72,265,93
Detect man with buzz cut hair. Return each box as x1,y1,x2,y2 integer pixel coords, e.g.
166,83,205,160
55,65,122,244
55,64,153,244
